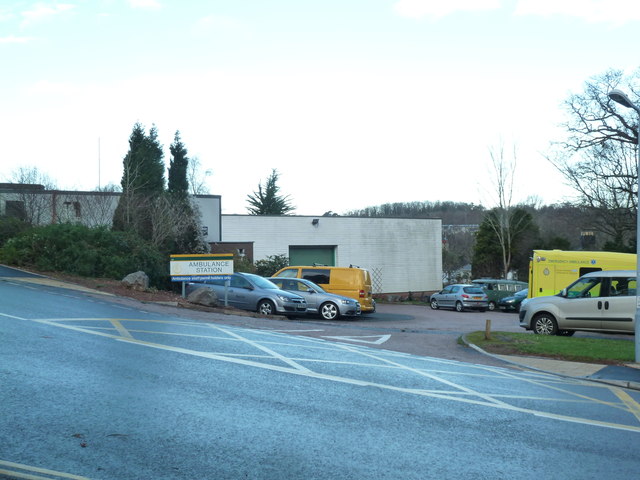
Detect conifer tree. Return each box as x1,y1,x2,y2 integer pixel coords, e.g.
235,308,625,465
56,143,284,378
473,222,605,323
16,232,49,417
246,169,295,215
168,131,189,196
113,123,165,239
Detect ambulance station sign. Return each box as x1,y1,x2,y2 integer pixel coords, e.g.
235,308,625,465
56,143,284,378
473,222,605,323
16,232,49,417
170,254,234,282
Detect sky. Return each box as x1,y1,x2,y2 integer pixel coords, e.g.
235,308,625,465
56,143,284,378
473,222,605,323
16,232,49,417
1,0,639,215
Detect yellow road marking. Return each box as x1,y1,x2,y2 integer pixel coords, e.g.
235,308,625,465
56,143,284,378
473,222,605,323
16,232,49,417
612,387,640,423
479,364,630,412
7,314,640,433
109,319,133,338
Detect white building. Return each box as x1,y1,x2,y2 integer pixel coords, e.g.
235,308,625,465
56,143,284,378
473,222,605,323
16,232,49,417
220,215,442,295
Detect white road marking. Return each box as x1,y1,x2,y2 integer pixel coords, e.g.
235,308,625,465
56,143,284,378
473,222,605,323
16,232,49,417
4,312,640,433
0,459,90,479
209,324,313,373
322,334,391,345
270,329,325,332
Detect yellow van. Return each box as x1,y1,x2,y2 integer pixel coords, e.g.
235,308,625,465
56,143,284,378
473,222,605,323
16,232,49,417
272,265,375,313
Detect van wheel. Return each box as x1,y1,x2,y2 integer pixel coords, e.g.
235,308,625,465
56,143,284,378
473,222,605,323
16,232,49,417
532,313,558,335
430,298,439,310
488,301,496,311
320,302,339,320
455,301,464,312
257,300,275,316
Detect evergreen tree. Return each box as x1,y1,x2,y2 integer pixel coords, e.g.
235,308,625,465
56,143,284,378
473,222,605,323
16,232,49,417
113,123,166,239
246,169,295,215
168,131,189,196
472,208,536,279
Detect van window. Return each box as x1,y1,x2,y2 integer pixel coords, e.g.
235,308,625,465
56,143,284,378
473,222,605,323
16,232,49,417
566,277,602,298
276,269,298,278
301,268,330,284
609,277,637,297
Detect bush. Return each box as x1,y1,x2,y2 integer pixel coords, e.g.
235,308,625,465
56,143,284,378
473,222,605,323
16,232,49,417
0,216,29,247
233,254,256,274
0,224,168,287
254,254,289,277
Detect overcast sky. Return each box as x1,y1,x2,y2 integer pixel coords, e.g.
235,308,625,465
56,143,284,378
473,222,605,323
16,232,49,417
1,0,639,214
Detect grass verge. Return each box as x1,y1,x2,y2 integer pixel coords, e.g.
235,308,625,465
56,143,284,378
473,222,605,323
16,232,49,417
464,331,634,365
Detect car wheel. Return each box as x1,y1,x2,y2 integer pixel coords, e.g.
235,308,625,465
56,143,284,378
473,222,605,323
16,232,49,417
455,301,464,312
532,313,558,335
257,300,275,316
430,298,439,310
319,302,339,320
488,301,496,311
558,330,575,337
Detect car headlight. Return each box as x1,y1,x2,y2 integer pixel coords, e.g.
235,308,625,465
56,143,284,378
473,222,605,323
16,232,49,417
276,294,289,302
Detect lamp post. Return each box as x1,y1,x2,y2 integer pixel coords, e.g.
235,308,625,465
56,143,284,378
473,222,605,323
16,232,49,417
608,88,640,363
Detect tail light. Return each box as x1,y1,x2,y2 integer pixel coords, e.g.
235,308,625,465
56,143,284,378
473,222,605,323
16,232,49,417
359,289,365,298
462,294,469,299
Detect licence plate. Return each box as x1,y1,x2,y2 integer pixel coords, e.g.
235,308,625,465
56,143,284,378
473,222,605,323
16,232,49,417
472,296,482,300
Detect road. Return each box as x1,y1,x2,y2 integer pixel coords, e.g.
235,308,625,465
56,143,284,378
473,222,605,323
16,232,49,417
2,269,640,479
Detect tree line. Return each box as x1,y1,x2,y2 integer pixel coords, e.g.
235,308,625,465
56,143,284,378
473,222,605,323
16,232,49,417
2,67,639,285
345,68,640,282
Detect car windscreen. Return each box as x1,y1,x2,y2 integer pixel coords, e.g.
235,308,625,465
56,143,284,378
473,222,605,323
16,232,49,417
463,287,484,294
304,280,326,293
246,274,278,290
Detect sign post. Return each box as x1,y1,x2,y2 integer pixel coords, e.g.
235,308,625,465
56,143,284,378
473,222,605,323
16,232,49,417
169,254,234,300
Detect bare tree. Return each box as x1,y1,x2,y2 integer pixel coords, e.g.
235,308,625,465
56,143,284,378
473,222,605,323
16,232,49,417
187,155,212,195
148,194,207,252
559,69,638,151
57,185,121,228
549,68,640,250
3,166,57,225
482,143,534,278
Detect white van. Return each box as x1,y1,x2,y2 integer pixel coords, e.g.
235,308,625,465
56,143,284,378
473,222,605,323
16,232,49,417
519,270,636,335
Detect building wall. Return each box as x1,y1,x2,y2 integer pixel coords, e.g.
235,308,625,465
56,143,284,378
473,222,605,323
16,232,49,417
221,215,442,294
0,185,222,243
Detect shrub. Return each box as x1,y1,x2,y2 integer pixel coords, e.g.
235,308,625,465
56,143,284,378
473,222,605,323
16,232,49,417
254,254,289,277
0,216,29,247
0,224,168,287
233,254,256,274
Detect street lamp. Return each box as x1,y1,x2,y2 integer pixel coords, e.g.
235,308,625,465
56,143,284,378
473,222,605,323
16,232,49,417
608,88,640,363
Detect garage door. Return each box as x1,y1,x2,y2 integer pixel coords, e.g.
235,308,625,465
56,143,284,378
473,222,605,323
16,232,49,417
289,246,336,266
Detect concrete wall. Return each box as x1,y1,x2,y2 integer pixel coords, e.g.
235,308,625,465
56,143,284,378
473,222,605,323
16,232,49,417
0,186,222,243
221,215,442,294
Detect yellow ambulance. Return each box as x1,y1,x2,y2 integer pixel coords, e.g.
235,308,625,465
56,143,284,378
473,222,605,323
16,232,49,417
529,250,636,298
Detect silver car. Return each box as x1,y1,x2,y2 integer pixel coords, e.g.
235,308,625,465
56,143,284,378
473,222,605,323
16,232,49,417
186,272,307,317
519,270,637,335
430,284,489,312
268,277,361,320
